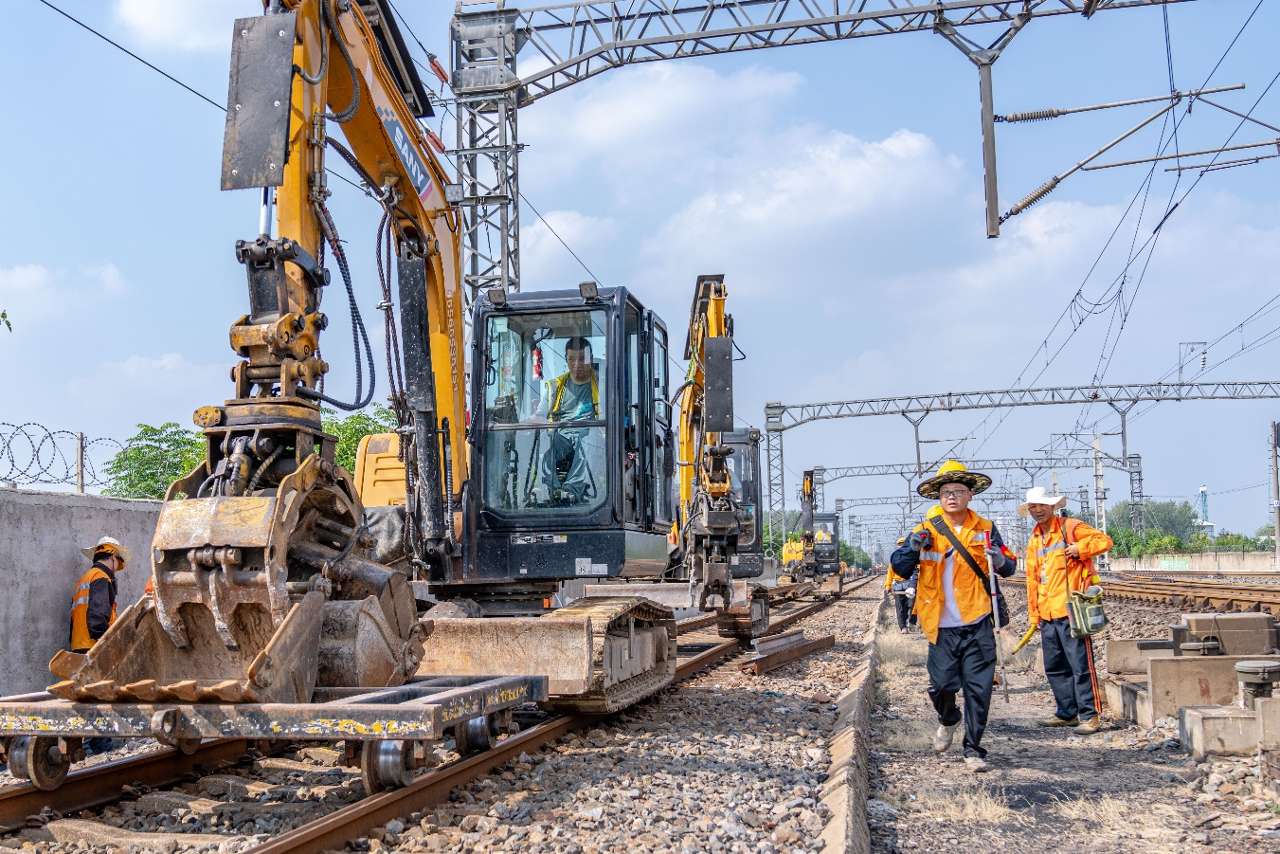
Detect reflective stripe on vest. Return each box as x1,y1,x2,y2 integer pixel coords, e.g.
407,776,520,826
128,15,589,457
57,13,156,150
1038,541,1065,558
551,372,599,418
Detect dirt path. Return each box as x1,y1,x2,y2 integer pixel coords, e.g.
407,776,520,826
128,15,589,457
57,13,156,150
867,588,1280,853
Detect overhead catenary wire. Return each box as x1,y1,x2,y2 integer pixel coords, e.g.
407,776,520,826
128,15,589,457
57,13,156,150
960,1,1273,459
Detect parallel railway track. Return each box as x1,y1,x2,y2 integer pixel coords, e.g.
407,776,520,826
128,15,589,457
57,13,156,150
1,575,872,849
1103,577,1280,617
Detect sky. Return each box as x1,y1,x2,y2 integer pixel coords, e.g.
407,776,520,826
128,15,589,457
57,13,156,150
2,0,1279,555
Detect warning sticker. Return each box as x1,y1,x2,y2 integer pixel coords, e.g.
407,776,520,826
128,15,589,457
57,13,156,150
574,558,607,576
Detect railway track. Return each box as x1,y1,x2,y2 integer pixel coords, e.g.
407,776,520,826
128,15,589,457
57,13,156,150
1103,576,1280,617
1,576,871,850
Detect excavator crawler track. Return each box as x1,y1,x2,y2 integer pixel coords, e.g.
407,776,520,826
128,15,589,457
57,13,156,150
416,596,676,715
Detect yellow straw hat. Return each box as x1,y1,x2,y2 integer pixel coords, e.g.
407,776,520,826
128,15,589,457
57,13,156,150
916,460,992,499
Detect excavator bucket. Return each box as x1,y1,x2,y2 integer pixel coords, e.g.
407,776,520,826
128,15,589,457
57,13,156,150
415,597,676,714
49,592,324,704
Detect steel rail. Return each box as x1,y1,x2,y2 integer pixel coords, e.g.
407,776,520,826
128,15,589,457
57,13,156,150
1104,578,1280,617
0,738,252,831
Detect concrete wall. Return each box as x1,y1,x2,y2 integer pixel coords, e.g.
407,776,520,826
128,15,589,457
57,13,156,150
1112,551,1276,574
0,488,160,694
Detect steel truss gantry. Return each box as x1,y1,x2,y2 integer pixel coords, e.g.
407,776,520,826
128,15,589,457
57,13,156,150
449,0,1189,294
764,380,1280,542
818,452,1144,532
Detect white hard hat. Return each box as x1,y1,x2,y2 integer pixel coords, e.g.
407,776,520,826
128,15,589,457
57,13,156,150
81,535,129,563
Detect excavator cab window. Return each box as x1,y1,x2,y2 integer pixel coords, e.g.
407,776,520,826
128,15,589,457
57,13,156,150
481,309,609,513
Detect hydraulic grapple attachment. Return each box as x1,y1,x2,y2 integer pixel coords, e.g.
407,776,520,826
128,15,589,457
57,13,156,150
49,458,426,705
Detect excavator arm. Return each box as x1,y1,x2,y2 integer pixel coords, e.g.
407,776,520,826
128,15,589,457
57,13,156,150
51,0,465,706
673,275,768,637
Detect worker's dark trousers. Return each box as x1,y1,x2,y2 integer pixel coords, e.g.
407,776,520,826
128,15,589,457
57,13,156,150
893,593,914,630
927,615,996,758
1040,617,1099,722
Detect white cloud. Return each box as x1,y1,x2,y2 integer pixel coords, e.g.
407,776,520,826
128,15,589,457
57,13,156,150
66,353,227,433
519,210,617,288
81,263,128,296
114,0,245,52
519,63,804,194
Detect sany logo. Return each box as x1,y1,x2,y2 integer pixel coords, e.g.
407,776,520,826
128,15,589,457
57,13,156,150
378,107,432,201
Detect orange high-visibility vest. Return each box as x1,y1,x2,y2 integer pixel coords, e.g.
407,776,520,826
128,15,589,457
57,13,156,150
908,510,996,644
69,566,116,652
1025,517,1112,623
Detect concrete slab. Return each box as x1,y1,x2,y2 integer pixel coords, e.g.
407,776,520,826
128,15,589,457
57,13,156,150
1179,705,1260,759
1148,654,1280,723
1106,638,1174,675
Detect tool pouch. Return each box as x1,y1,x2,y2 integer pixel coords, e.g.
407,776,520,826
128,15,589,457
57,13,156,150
1067,589,1108,638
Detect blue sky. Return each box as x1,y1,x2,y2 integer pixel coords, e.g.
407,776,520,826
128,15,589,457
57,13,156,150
2,0,1279,550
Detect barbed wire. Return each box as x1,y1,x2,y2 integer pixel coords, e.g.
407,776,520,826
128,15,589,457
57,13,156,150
0,422,123,488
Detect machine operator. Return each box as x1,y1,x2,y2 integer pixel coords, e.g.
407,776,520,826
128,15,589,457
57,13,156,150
535,336,600,503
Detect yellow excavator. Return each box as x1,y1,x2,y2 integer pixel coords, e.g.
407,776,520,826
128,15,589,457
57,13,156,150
667,276,768,637
0,0,679,792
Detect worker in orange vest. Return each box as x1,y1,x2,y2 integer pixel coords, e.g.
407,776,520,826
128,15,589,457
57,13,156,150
890,461,1017,773
69,536,128,654
1021,486,1113,735
69,536,129,755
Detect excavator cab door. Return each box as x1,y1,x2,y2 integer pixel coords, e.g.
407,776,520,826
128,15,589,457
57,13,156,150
647,313,674,530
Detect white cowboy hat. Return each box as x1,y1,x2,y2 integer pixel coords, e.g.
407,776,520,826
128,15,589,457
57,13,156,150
1018,486,1067,517
81,535,129,563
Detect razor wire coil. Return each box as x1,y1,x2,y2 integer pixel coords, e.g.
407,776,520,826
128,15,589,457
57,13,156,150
0,422,123,488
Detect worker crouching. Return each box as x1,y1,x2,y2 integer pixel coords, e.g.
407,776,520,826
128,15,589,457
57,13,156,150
890,461,1016,773
1020,487,1113,735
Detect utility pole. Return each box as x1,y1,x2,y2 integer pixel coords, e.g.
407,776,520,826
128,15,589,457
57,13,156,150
1093,435,1110,570
1271,422,1279,569
76,432,85,495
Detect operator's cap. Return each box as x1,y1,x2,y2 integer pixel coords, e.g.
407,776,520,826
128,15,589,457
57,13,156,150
81,535,128,564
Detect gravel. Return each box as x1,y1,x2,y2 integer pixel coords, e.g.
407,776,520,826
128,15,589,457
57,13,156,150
364,586,884,853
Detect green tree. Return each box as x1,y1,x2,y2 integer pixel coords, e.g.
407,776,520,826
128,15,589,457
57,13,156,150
1,309,10,332
104,422,205,499
839,541,872,569
322,405,398,472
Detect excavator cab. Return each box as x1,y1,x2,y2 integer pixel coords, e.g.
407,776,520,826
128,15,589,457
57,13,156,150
461,286,675,606
721,428,765,579
812,512,842,575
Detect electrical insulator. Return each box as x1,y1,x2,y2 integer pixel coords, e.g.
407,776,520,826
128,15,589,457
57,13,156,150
1200,351,1207,369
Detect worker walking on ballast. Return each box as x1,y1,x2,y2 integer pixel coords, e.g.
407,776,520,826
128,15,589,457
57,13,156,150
69,536,128,755
1020,487,1113,735
891,461,1016,773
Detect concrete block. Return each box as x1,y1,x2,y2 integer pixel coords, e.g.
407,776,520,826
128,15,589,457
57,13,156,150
1175,613,1279,656
1106,638,1174,675
1147,654,1280,723
1179,705,1260,759
1259,697,1280,751
1105,676,1152,727
0,488,159,694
